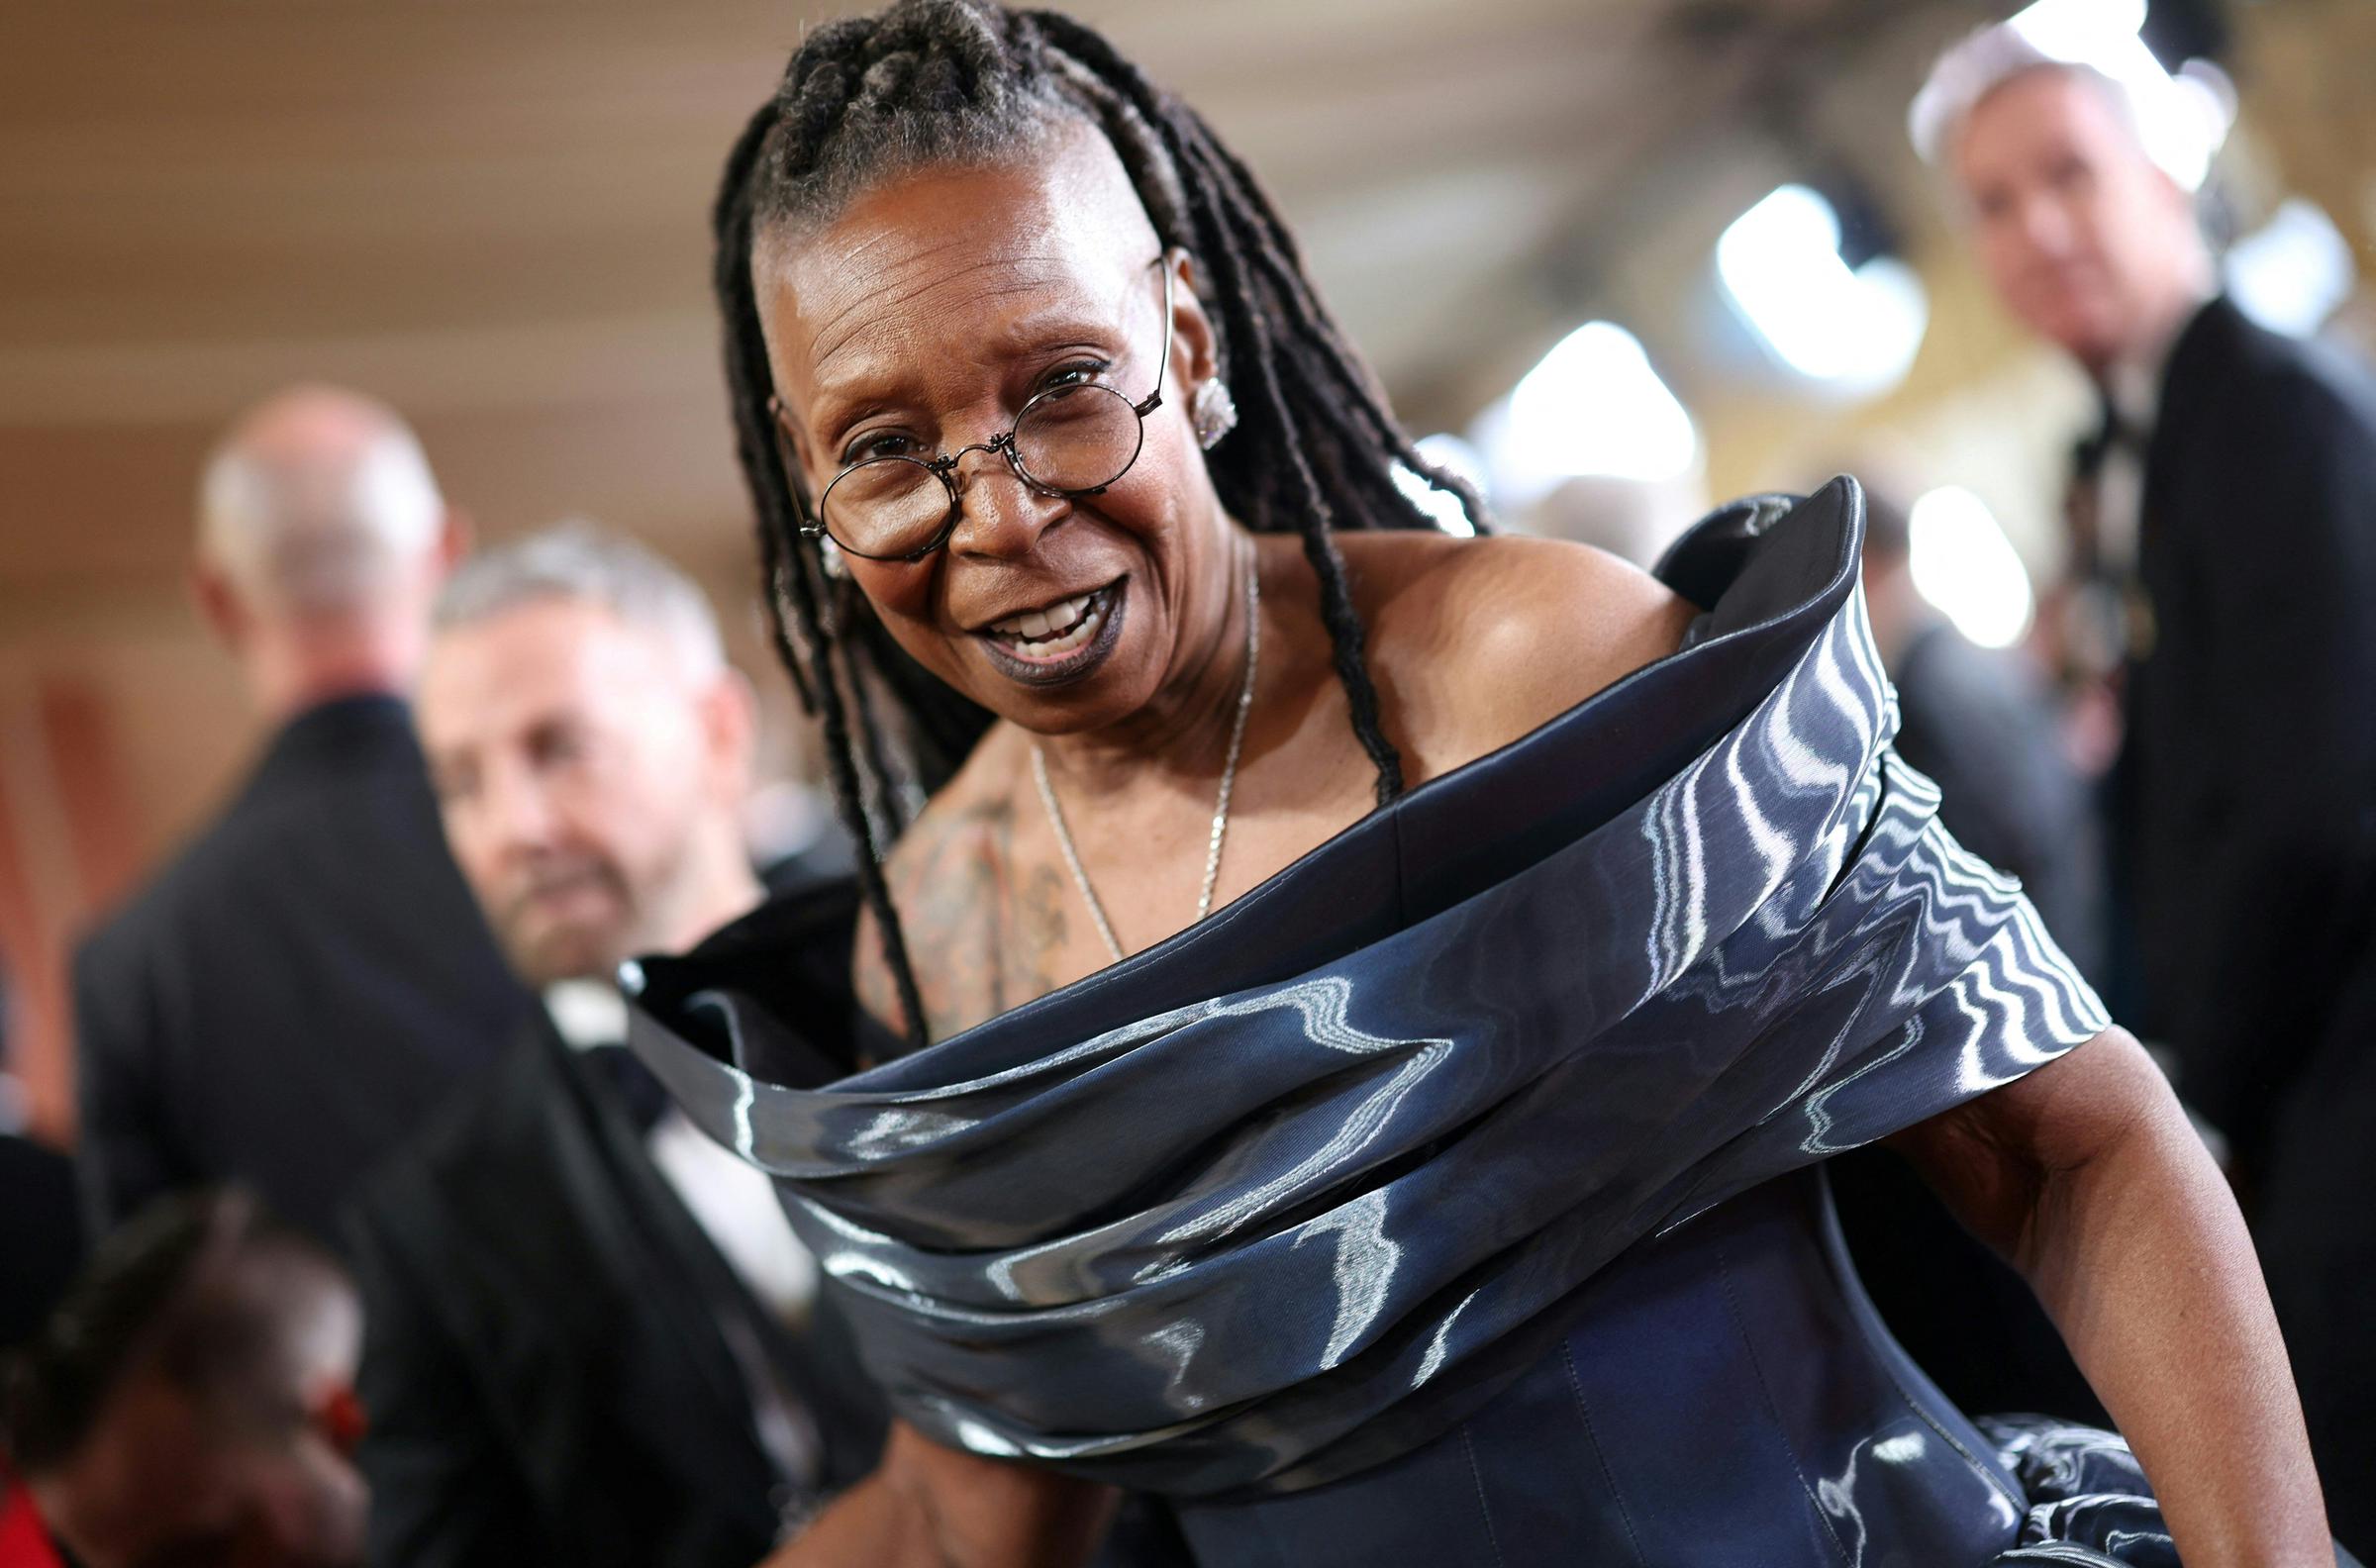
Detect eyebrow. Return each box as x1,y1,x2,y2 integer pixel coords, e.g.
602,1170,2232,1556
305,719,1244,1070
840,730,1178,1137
806,300,1137,453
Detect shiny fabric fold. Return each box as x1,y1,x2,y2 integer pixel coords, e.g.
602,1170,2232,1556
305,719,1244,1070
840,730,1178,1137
625,479,2111,1501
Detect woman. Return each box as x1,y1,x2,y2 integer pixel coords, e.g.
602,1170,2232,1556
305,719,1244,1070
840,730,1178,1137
627,3,2345,1562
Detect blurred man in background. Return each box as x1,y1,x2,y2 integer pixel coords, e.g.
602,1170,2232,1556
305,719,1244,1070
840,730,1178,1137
72,385,530,1246
1921,27,2376,1545
347,526,883,1567
0,1189,366,1568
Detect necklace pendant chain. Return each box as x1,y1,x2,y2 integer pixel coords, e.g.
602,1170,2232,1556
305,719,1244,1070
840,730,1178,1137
1033,561,1261,964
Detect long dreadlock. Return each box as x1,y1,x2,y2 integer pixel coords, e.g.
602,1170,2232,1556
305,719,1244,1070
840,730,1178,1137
713,0,1490,1047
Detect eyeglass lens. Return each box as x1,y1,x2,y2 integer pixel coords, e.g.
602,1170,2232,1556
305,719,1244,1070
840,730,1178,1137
818,382,1146,559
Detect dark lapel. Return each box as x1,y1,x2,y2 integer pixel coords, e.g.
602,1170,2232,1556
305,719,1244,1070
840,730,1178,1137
414,1018,786,1546
2139,296,2244,559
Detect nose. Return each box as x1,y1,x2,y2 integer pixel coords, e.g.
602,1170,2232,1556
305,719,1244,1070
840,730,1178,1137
2014,190,2074,257
943,443,1063,560
475,754,556,859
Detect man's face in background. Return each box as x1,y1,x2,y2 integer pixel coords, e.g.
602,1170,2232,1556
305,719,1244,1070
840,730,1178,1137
1954,66,2203,371
420,597,742,986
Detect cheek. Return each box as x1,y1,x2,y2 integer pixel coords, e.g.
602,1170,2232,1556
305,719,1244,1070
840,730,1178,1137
846,568,971,683
1979,219,2030,287
448,818,503,893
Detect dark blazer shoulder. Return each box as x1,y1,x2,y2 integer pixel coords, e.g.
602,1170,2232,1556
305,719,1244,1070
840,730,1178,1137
2164,296,2376,441
77,697,427,959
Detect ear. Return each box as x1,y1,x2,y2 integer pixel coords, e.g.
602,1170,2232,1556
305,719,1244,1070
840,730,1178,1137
430,506,472,583
696,665,759,801
190,562,246,652
1168,249,1222,394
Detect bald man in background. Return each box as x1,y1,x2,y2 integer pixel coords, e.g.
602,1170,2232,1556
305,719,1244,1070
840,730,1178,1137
72,385,530,1245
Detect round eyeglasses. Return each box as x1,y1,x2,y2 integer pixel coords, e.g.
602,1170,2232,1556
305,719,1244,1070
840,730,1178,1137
769,255,1175,563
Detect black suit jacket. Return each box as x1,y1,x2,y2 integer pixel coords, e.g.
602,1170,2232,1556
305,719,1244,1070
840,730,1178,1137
0,1131,83,1350
2118,299,2376,1553
72,694,528,1242
347,1016,887,1568
2122,297,2376,1168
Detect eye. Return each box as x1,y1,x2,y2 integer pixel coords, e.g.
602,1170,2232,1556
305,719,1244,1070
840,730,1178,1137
842,429,927,466
528,722,590,774
1039,358,1112,395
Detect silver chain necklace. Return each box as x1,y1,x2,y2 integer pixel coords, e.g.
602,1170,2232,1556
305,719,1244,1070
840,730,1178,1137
1032,561,1260,962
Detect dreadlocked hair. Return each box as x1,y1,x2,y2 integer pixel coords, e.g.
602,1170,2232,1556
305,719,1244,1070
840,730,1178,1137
713,0,1491,1048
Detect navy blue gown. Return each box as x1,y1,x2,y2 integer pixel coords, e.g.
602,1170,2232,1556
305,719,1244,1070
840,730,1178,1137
628,482,2350,1564
1166,1170,2167,1566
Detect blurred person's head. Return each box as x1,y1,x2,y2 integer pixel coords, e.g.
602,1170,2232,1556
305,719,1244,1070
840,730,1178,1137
1849,480,1931,669
1916,28,2213,375
419,525,759,986
1,1191,364,1568
194,385,466,720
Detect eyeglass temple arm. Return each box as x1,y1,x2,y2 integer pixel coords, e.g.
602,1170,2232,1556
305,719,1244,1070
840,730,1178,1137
764,395,831,535
1135,250,1178,418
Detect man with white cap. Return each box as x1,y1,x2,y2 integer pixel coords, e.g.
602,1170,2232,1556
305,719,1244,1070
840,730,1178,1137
1919,30,2376,1551
73,384,529,1245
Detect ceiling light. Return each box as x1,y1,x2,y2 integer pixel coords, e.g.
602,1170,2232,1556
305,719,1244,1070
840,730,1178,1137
1717,185,1930,395
1907,487,2033,650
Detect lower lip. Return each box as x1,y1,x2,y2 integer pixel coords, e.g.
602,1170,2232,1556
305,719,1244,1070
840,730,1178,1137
977,583,1126,688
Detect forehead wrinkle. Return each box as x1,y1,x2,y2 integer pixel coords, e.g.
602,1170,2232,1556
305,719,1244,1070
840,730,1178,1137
797,228,980,360
806,250,1077,375
812,289,1133,449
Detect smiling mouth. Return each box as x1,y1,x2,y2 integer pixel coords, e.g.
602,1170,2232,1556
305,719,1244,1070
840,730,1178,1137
976,580,1125,684
981,582,1116,657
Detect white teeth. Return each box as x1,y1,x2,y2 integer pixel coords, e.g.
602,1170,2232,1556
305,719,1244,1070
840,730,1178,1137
991,599,1107,660
990,591,1098,639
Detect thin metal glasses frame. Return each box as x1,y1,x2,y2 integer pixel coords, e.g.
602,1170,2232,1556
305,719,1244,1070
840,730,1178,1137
767,253,1176,564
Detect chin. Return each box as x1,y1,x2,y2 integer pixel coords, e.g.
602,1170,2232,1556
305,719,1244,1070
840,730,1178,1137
2026,296,2125,366
517,929,621,989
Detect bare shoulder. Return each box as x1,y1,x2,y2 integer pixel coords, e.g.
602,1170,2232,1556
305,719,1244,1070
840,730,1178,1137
1331,531,1698,782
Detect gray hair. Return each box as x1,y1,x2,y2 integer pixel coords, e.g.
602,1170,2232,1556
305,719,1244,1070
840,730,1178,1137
1913,23,2236,212
434,523,726,679
1910,23,2146,170
197,385,445,618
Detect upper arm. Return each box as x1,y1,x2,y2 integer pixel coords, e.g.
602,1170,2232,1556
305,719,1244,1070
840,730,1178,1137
1882,1027,2178,1270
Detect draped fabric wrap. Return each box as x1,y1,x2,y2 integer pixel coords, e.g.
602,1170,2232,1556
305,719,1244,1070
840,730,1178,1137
625,479,2110,1501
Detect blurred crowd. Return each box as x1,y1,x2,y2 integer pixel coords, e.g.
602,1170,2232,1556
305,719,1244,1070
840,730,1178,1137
3,13,2373,1566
